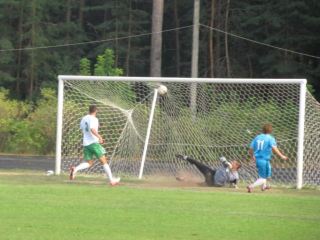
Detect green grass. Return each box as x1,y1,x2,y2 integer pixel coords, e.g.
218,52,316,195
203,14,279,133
0,170,320,240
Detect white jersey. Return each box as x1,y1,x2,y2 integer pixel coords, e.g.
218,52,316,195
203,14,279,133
229,170,239,182
80,114,99,146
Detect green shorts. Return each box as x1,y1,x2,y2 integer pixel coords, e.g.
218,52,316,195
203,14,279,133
83,143,106,161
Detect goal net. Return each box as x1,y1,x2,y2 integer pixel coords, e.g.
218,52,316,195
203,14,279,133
56,76,320,188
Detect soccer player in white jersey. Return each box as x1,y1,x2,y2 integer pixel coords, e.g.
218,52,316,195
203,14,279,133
69,105,120,186
176,154,241,188
247,123,288,193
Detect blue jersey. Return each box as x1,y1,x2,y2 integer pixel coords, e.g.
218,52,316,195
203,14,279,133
250,134,277,161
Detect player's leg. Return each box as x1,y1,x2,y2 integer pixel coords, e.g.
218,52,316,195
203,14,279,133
261,165,272,191
247,160,270,192
99,155,120,185
247,178,266,191
261,180,271,191
259,161,272,191
176,154,215,185
95,144,120,185
70,147,93,180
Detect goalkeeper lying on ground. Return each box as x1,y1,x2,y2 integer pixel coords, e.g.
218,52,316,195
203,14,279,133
176,154,242,188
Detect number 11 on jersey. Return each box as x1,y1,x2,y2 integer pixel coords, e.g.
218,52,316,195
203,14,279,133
257,140,264,150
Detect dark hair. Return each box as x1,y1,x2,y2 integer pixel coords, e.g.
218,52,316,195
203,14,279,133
262,123,273,134
89,105,97,114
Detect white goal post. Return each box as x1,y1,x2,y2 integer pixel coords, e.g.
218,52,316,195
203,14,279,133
55,75,320,189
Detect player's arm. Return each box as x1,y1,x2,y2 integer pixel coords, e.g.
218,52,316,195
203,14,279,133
229,178,239,189
249,138,256,161
272,146,288,160
249,148,255,161
233,181,239,189
91,128,104,144
220,156,232,169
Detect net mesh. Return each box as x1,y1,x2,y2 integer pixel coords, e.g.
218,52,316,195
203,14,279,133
59,78,320,186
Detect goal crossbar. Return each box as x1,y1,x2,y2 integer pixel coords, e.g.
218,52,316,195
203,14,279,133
58,75,306,84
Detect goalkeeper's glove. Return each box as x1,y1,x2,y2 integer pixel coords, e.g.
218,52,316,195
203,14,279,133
220,156,232,168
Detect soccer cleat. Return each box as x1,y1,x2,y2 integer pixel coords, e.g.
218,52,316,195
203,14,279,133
69,166,75,180
261,184,271,191
247,185,253,193
175,154,188,160
110,177,121,186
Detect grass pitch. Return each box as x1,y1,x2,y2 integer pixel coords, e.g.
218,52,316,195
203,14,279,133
0,170,320,240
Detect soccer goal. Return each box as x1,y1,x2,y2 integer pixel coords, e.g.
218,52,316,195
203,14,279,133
55,76,320,189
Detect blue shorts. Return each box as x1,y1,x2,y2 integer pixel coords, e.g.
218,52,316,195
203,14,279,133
256,159,272,178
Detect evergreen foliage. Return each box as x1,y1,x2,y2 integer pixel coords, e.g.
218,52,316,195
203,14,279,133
0,0,318,100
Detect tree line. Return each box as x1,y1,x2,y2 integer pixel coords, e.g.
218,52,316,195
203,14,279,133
0,0,319,100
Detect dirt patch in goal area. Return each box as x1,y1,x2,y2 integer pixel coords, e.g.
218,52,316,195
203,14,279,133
125,170,207,189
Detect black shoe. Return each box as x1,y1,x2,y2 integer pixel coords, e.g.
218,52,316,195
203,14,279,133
175,154,188,160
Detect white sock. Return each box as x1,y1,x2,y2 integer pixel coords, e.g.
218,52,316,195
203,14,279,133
262,181,267,189
74,162,90,174
103,163,113,181
251,178,266,188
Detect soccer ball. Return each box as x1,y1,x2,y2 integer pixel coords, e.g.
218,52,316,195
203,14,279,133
158,85,168,96
46,170,54,176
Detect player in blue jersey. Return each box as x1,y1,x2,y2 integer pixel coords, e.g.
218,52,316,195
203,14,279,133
247,123,288,193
